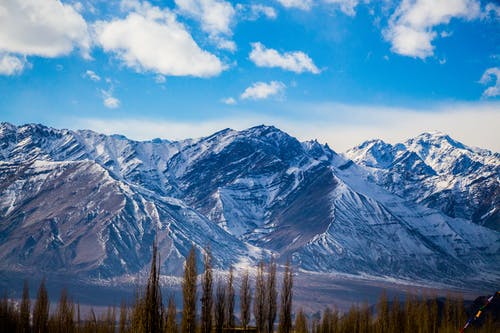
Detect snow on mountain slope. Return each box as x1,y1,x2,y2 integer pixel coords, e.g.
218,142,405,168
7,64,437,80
345,132,500,231
166,126,331,239
0,123,194,196
404,132,497,174
0,122,499,285
0,158,251,278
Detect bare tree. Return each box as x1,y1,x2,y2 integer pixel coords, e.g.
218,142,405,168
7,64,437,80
266,258,277,333
359,302,372,333
253,261,266,333
320,307,332,333
129,240,164,333
83,307,98,333
200,246,213,333
240,269,252,330
145,240,163,333
1,291,19,332
19,280,30,333
181,246,197,333
225,266,235,329
53,288,74,333
76,302,81,331
130,288,145,333
278,260,293,333
376,291,389,333
214,279,226,333
294,309,308,333
119,299,128,333
33,279,49,333
165,295,178,333
105,306,117,333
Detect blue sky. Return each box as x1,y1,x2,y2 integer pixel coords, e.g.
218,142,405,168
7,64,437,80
0,0,499,151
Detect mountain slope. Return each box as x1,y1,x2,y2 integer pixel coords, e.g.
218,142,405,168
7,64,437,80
345,131,500,231
0,158,251,278
0,123,498,286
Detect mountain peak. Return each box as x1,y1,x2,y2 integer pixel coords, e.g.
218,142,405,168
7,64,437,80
110,134,130,141
408,131,466,150
0,122,16,134
242,124,282,136
344,138,396,169
357,138,391,150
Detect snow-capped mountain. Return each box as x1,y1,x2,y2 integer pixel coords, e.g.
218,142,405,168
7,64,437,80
0,123,498,286
345,131,499,231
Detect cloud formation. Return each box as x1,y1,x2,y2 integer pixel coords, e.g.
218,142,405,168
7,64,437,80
384,0,481,59
84,70,101,82
0,54,26,76
94,1,225,77
0,0,90,74
249,43,320,74
241,81,286,100
236,4,277,20
221,97,237,105
175,0,235,50
101,89,120,109
277,0,313,10
155,75,166,84
479,67,500,98
277,0,360,15
323,0,360,16
0,0,90,59
250,5,277,19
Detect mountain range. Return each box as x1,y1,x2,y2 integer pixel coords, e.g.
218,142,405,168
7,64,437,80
0,122,498,288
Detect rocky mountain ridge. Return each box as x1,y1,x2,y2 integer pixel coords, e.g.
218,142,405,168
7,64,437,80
0,123,498,287
345,131,499,231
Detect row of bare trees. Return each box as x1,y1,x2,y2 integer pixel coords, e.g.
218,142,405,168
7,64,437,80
2,243,495,333
0,243,293,333
0,278,108,333
295,291,496,333
180,246,293,333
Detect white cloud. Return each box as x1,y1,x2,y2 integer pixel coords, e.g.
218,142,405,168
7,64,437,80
241,81,286,100
479,67,500,98
250,5,277,19
249,42,320,74
175,0,235,44
440,30,452,38
323,0,360,16
84,70,101,82
211,37,237,52
277,0,361,15
221,97,237,105
101,89,120,109
155,75,166,84
484,3,500,17
384,0,481,59
236,4,277,20
0,0,90,59
277,0,313,10
72,1,84,13
0,53,27,75
94,1,225,77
